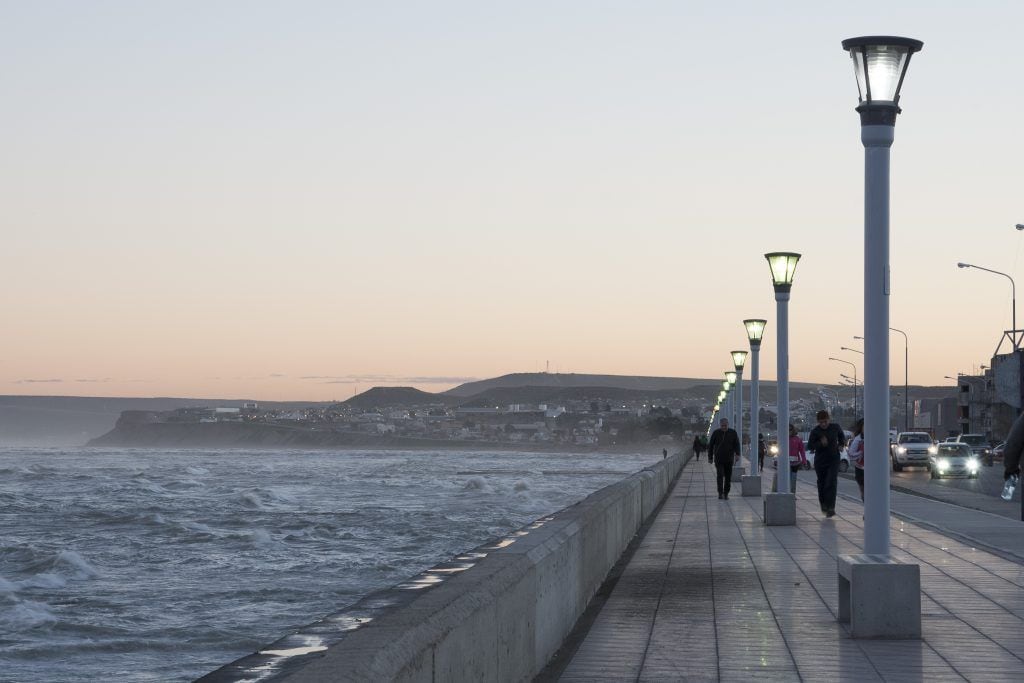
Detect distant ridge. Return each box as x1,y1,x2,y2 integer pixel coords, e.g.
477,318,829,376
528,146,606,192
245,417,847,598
443,372,836,398
340,386,454,410
443,373,711,397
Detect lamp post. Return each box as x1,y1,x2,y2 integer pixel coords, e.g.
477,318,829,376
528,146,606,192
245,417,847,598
744,319,767,478
957,262,1019,351
764,252,800,524
732,350,748,448
829,357,859,414
888,329,910,431
725,372,737,433
841,34,923,638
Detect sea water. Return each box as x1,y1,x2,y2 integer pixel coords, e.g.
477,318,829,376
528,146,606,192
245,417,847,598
0,447,660,682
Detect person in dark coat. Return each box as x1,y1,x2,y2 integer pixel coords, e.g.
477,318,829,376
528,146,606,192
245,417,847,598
758,433,767,472
808,410,847,517
692,435,703,461
1002,411,1024,483
707,418,741,499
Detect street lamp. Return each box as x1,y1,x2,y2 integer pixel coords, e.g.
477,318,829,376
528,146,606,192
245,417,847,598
889,328,910,431
841,346,864,355
764,252,800,524
732,350,749,485
957,262,1019,351
829,357,859,414
842,34,923,637
744,319,767,480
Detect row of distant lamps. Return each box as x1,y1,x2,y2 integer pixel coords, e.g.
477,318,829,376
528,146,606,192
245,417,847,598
710,253,799,482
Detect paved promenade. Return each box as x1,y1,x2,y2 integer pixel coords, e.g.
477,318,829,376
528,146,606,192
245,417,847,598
547,459,1024,682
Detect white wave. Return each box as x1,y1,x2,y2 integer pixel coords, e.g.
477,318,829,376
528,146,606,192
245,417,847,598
18,573,66,589
463,476,487,491
249,529,279,548
185,466,209,476
54,550,99,580
181,521,215,535
0,599,57,629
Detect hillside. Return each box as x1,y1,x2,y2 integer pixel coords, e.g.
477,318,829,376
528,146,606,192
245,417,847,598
339,386,455,410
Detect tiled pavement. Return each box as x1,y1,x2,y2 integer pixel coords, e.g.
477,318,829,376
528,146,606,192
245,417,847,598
556,460,1024,682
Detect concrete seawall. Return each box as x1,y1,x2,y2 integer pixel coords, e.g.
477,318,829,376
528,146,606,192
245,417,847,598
200,451,688,682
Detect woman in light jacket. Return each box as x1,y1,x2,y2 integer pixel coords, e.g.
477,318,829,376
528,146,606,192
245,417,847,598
848,418,865,500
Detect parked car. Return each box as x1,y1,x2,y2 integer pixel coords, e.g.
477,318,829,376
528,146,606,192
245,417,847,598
890,431,936,471
992,441,1006,462
929,442,981,479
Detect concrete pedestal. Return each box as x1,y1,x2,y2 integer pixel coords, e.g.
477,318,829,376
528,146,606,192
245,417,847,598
837,554,921,638
730,466,745,483
741,475,761,497
763,492,795,526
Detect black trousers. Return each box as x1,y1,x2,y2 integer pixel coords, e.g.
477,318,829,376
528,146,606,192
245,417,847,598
716,459,733,495
815,458,840,511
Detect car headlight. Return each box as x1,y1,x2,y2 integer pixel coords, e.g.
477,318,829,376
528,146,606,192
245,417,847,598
937,458,950,470
928,445,938,455
967,458,980,471
897,446,907,454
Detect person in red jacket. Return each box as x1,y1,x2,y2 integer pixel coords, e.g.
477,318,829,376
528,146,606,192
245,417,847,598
786,423,807,493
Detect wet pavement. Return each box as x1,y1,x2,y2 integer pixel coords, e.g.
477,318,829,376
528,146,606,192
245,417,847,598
550,460,1024,682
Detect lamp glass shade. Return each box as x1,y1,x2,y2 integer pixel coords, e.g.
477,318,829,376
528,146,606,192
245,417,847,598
722,380,730,391
743,318,767,343
765,252,801,288
725,371,737,385
842,36,923,105
731,350,748,370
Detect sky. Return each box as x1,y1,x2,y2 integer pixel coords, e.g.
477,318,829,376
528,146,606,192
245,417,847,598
1,1,1022,400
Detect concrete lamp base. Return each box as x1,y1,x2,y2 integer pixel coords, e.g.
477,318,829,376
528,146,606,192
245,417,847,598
741,475,761,497
763,492,795,526
838,554,921,639
730,466,746,483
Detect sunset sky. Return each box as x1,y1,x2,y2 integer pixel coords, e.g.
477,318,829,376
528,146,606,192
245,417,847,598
3,1,1023,400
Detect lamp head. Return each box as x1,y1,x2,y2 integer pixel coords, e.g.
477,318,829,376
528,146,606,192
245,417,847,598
841,36,923,125
957,262,970,269
1016,224,1024,231
731,350,748,371
722,380,730,391
725,371,737,385
743,318,767,347
764,252,801,295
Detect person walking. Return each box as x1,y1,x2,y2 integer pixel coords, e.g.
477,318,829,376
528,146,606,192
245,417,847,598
758,433,767,472
1002,410,1024,488
707,417,741,500
692,435,703,462
848,418,865,501
808,410,846,517
786,424,807,492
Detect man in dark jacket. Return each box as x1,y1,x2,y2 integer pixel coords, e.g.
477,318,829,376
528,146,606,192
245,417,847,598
693,435,703,462
808,410,846,517
707,418,741,499
1002,410,1024,483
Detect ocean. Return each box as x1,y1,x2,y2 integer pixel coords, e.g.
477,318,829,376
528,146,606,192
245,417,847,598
0,447,661,682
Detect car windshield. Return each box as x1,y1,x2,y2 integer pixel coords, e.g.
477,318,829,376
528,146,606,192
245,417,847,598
960,435,986,446
899,434,931,443
938,444,972,457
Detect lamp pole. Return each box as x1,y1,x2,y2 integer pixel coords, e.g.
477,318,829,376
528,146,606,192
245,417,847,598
829,357,859,414
764,252,800,520
732,351,748,474
726,371,738,431
744,319,767,477
957,262,1018,350
889,329,909,431
843,34,923,558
